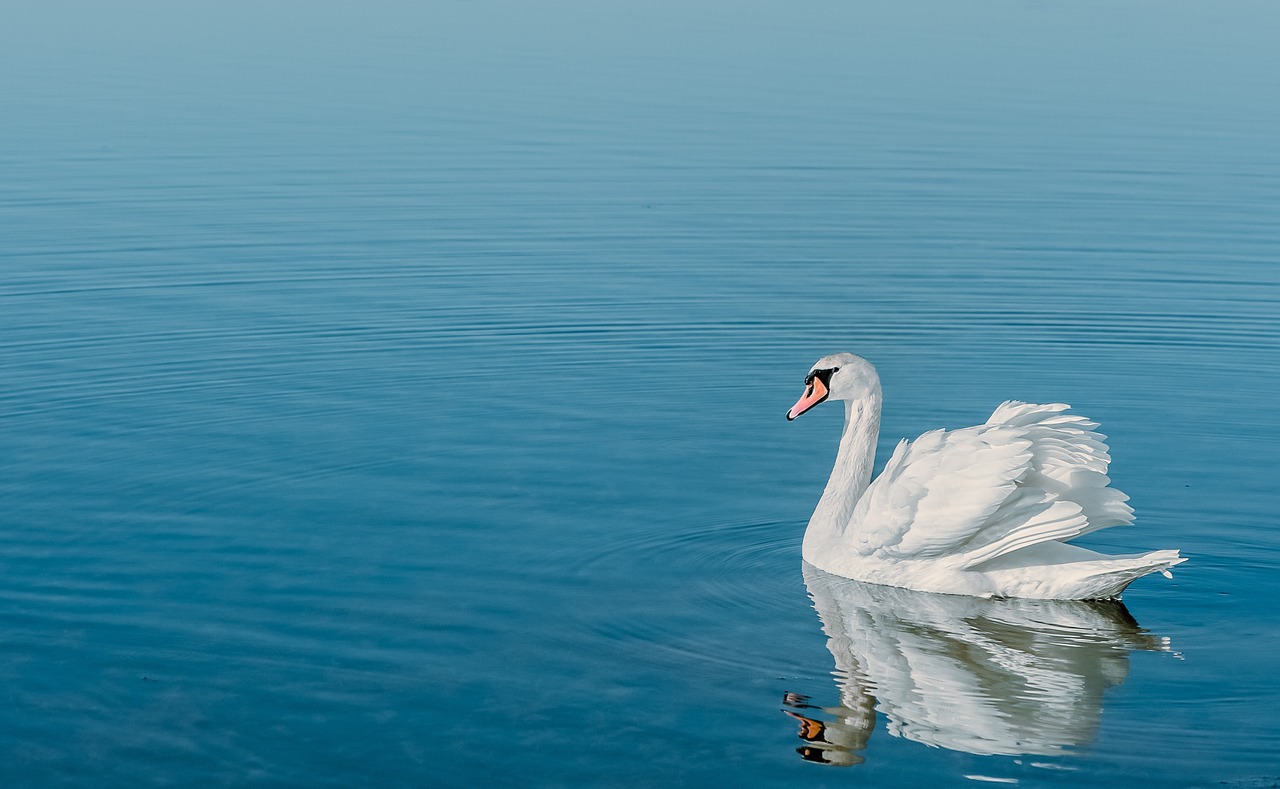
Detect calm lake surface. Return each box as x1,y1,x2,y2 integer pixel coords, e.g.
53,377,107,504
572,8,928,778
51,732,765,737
2,2,1278,786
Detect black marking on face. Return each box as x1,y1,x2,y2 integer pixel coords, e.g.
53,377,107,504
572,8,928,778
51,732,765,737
804,367,839,388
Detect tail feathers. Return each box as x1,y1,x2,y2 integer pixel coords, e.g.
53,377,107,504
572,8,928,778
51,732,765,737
976,545,1188,600
1049,550,1188,600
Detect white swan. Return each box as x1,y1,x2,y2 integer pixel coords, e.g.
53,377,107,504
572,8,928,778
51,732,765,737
787,353,1185,599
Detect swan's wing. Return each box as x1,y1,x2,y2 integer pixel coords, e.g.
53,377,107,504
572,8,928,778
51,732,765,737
984,401,1133,536
847,403,1129,566
847,426,1038,560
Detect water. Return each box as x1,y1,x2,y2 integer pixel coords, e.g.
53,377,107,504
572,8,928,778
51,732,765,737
2,1,1278,785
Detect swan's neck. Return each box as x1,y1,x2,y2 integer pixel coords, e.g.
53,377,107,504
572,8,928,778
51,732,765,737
808,392,881,541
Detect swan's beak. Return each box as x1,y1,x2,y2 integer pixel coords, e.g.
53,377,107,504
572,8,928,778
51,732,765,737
787,376,829,421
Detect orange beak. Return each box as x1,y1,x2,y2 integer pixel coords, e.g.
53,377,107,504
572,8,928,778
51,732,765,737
787,376,829,421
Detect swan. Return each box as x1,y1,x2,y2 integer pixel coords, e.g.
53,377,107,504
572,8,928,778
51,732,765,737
786,352,1185,599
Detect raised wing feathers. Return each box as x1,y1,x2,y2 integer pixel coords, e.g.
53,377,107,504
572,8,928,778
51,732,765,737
987,401,1133,535
847,402,1130,565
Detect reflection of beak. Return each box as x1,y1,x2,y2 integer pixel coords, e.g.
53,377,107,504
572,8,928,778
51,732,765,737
787,376,829,421
784,710,828,742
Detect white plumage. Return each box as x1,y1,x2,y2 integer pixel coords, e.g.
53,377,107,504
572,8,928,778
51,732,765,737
788,353,1185,599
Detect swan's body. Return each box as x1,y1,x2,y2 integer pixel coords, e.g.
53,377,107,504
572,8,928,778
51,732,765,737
787,353,1185,600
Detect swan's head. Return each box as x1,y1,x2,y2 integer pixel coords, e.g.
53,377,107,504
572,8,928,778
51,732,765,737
786,353,880,421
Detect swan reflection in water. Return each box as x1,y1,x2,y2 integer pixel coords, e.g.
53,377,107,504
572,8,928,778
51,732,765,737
786,563,1175,765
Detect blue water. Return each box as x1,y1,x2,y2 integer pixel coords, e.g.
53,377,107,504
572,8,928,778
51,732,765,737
2,2,1278,786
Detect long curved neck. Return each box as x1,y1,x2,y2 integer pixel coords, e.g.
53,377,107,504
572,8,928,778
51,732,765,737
807,392,881,541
